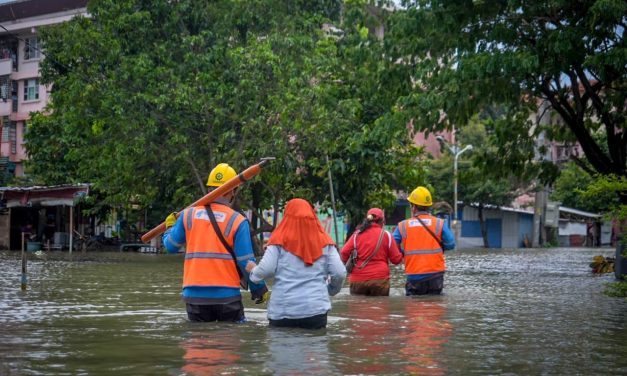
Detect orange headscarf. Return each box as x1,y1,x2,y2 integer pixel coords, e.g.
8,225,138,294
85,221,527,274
267,198,335,266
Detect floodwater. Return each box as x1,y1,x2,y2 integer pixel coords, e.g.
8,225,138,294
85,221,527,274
1,247,626,375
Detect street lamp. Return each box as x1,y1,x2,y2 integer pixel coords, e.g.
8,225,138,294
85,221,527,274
436,136,473,233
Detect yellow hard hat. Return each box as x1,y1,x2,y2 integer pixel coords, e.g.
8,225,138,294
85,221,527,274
408,186,432,207
206,163,237,187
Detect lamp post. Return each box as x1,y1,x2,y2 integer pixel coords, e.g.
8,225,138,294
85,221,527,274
436,136,473,240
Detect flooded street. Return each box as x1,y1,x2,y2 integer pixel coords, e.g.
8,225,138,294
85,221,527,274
1,247,626,375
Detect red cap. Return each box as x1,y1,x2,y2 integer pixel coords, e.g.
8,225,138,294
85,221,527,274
366,208,384,221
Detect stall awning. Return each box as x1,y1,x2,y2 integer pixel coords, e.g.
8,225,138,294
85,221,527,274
0,184,89,208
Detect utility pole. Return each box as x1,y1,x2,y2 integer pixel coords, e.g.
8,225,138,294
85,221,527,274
326,155,340,245
436,135,473,243
532,188,547,247
533,101,552,247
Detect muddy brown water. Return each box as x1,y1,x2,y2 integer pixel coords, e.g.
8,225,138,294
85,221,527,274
1,247,626,375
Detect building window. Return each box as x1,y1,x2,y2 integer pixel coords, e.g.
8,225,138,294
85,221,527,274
11,80,18,111
24,37,40,60
23,79,39,101
0,76,9,101
9,121,16,154
1,116,8,141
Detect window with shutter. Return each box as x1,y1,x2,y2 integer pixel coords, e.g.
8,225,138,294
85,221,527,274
23,79,39,101
0,76,8,101
9,122,16,154
24,37,40,60
1,116,8,141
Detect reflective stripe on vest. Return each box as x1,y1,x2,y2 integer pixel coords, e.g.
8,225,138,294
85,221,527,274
400,215,445,275
181,204,245,288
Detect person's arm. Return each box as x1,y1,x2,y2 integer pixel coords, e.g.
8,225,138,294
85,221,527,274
325,245,346,296
232,220,267,293
440,221,455,251
162,211,186,253
392,226,404,255
247,245,280,283
386,232,404,264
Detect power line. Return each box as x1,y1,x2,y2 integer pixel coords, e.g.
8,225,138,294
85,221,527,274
0,22,47,58
0,21,100,87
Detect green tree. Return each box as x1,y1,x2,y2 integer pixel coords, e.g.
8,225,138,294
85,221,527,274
26,0,422,234
429,118,522,247
551,161,620,213
385,0,626,195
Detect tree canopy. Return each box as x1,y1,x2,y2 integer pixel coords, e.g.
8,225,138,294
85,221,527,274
385,0,626,191
26,0,423,228
428,118,525,247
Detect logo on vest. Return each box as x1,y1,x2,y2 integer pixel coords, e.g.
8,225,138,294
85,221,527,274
408,218,431,227
196,210,226,222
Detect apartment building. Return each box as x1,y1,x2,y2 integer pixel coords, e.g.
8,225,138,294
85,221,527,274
0,0,87,180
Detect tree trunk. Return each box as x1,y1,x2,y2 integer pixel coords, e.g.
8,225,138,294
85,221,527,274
478,205,490,248
250,183,263,258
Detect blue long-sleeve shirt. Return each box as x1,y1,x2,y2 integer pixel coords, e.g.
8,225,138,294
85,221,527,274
163,203,266,302
393,212,455,281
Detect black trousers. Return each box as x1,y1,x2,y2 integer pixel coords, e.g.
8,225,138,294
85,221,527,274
405,275,444,296
185,300,245,323
269,313,327,330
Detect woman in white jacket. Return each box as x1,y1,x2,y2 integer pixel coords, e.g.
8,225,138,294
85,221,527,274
246,198,346,330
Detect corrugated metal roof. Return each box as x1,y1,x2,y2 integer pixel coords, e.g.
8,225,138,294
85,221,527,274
0,183,89,192
0,183,90,207
463,202,534,215
559,206,601,218
0,0,88,23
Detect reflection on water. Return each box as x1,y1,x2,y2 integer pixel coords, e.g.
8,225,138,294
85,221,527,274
265,329,336,376
179,327,241,376
333,298,397,375
399,299,450,375
1,248,627,375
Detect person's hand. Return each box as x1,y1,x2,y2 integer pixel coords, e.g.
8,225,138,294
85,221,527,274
251,286,270,304
165,212,178,229
255,290,270,304
245,260,257,273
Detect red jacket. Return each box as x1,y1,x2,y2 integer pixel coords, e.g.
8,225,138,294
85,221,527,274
340,223,403,282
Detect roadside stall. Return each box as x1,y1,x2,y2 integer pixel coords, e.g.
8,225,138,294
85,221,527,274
0,184,89,251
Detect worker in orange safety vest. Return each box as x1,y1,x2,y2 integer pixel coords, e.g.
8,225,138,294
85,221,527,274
162,163,268,322
393,186,455,295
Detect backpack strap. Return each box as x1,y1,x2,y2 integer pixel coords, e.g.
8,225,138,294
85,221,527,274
415,215,444,249
358,228,386,269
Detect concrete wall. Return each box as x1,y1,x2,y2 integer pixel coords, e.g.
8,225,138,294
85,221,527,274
501,211,519,248
459,206,533,249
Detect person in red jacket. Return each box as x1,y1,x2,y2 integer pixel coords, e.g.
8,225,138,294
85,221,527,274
340,208,403,296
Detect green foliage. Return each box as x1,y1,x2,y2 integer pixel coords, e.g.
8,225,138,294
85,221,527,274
551,162,620,213
427,117,527,247
429,117,526,209
580,174,627,221
25,0,422,228
604,280,627,298
386,0,626,185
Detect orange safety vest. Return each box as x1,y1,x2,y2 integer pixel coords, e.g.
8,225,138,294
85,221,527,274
398,214,445,275
182,203,245,289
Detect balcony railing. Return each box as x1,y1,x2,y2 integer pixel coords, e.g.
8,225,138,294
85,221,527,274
0,100,10,116
0,59,11,76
